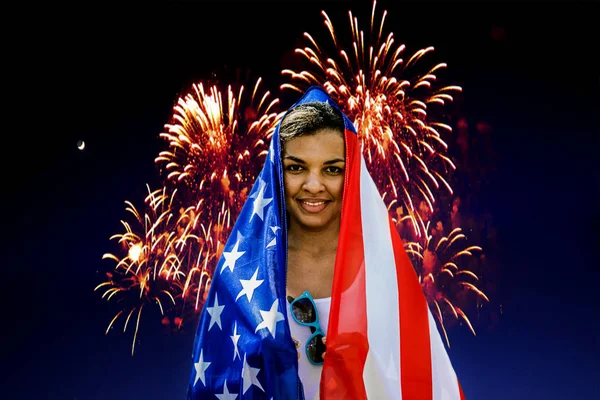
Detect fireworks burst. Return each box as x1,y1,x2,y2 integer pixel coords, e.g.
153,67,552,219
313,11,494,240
95,186,186,355
281,1,461,240
281,1,490,341
405,224,489,346
98,3,491,350
156,79,283,216
154,78,284,311
98,80,284,352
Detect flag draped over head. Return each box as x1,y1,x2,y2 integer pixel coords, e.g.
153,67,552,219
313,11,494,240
187,86,466,400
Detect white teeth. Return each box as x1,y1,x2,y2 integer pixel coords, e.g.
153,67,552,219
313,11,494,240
303,201,325,206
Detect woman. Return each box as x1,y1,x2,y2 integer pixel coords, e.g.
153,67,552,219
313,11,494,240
279,100,345,400
187,87,465,400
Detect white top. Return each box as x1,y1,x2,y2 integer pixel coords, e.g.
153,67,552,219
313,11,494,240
287,296,332,400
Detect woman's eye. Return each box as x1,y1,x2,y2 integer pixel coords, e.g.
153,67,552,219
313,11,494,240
325,166,343,174
286,165,303,172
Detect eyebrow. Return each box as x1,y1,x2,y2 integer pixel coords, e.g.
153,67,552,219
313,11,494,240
283,155,345,165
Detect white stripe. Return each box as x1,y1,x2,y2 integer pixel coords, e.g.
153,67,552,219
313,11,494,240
429,309,461,400
359,156,402,399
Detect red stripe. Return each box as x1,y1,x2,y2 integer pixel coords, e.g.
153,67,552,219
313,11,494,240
459,380,466,400
389,218,434,399
321,130,369,399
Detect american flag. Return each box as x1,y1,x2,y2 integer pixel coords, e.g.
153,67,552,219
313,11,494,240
188,87,466,399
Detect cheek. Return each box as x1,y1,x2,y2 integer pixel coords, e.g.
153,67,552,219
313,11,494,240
331,177,345,198
284,176,301,198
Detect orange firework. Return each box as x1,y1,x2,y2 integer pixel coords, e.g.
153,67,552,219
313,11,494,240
405,224,489,346
156,79,283,216
281,1,461,240
95,186,185,355
154,78,284,310
98,80,284,352
281,1,491,343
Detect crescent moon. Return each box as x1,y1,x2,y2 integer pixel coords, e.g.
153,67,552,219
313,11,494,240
77,140,85,150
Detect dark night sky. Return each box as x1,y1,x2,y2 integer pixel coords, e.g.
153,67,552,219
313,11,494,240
3,2,598,399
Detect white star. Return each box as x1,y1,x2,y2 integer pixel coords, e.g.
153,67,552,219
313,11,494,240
206,293,225,331
193,349,211,386
266,226,280,248
242,353,264,394
235,267,264,302
230,321,241,361
249,179,273,221
215,379,238,400
255,298,285,338
221,238,245,274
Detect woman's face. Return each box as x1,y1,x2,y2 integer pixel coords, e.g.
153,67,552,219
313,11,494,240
283,128,345,232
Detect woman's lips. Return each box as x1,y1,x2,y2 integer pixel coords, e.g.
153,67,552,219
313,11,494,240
298,199,328,213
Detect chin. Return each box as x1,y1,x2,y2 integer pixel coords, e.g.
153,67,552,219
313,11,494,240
298,216,336,231
301,220,327,230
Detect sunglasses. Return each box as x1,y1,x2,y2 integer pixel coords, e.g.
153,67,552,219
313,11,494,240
289,291,326,366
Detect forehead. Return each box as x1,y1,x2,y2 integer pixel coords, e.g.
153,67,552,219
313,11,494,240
283,129,345,159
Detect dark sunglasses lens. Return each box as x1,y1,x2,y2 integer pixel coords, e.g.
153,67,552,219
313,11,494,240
307,334,325,364
292,298,316,323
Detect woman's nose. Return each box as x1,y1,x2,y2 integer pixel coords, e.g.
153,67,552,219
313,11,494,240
303,172,324,193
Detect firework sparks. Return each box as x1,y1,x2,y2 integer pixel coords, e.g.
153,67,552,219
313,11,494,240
96,186,185,355
156,79,283,215
405,225,489,346
98,3,491,350
154,78,284,310
98,80,284,351
280,1,491,343
281,1,461,240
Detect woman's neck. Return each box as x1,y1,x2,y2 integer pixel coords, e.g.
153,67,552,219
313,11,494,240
287,221,340,256
286,222,339,299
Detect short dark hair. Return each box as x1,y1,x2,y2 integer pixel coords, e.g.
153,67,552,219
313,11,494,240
279,101,344,146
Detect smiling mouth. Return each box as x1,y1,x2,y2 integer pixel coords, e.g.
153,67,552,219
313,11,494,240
303,201,325,206
297,199,329,213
